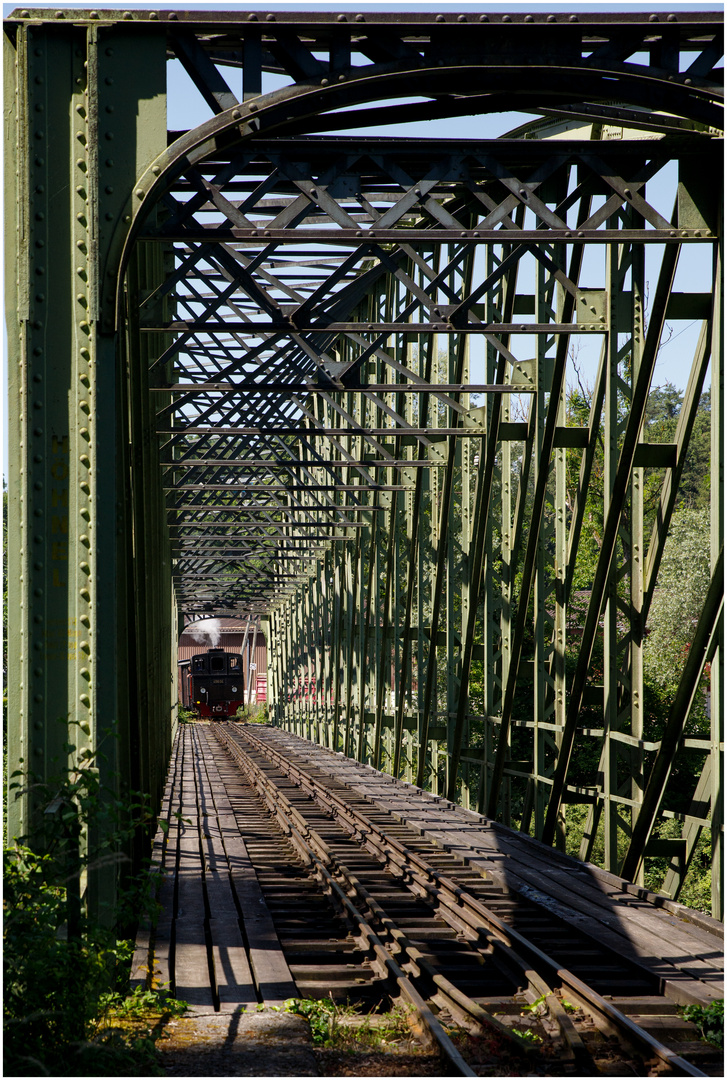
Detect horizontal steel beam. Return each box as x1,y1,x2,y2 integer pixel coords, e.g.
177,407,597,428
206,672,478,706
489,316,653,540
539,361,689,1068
152,383,529,393
143,228,711,245
148,321,609,334
158,427,489,436
7,9,722,26
163,459,447,468
168,483,408,491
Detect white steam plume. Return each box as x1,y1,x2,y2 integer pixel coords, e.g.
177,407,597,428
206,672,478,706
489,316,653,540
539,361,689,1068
187,618,223,647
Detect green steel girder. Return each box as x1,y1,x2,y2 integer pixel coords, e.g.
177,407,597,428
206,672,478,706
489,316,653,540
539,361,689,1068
4,17,171,910
4,8,724,922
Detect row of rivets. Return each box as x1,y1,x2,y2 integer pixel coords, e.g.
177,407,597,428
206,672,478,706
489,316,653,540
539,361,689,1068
74,49,93,735
13,10,681,21
27,40,50,739
13,40,25,773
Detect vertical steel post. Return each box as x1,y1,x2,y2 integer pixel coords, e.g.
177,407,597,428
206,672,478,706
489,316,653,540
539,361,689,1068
5,20,167,918
710,241,723,919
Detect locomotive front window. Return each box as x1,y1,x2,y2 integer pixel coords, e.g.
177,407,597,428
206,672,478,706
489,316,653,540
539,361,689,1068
210,656,225,672
229,656,241,672
192,657,207,673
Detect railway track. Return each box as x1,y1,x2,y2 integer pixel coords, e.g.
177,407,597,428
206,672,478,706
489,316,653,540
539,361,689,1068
136,722,722,1076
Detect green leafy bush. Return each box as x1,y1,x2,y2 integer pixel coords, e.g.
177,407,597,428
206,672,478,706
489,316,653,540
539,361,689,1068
644,508,711,705
682,1000,723,1048
99,985,187,1020
4,747,185,1075
4,845,128,1074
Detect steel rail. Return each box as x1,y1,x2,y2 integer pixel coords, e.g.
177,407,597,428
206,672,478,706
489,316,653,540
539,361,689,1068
336,861,586,1068
211,725,479,1075
232,724,708,1078
213,726,599,1070
212,724,581,1071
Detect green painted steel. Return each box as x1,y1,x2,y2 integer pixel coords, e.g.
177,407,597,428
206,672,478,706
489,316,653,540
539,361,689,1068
4,16,172,915
4,9,723,920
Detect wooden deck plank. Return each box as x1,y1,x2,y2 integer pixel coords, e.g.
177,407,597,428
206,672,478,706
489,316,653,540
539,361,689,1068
129,924,151,993
217,808,298,1003
153,871,176,992
174,733,215,1011
175,871,215,1010
194,731,259,1007
209,918,258,1008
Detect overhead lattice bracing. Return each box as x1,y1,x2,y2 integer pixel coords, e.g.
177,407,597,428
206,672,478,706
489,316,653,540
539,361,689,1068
4,8,723,919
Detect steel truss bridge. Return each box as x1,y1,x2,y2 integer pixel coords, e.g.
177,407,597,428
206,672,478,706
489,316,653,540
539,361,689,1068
5,8,724,919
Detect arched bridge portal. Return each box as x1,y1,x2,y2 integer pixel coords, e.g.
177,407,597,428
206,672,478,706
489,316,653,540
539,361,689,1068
5,8,723,919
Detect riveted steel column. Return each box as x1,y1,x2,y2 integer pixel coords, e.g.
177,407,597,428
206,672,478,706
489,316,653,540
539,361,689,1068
123,238,175,825
308,581,318,736
710,240,723,919
602,240,624,873
629,236,646,884
330,546,343,748
533,255,551,840
320,557,332,744
272,606,285,726
5,19,166,892
312,572,322,742
285,595,295,729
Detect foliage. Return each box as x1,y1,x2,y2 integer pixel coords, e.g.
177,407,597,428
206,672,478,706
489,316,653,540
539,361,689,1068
563,380,711,591
643,388,711,513
284,997,338,1044
3,845,178,1076
564,384,604,591
8,730,160,918
553,377,715,909
283,998,416,1051
4,747,185,1075
236,702,269,723
681,1000,723,1048
563,803,714,914
99,985,188,1020
644,506,711,701
177,706,197,724
4,844,99,1059
511,1027,542,1044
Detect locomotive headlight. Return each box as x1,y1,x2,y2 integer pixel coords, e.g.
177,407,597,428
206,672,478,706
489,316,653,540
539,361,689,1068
232,686,238,692
200,687,207,693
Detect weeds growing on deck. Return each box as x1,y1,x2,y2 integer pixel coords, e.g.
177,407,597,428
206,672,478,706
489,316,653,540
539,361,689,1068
283,997,417,1052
